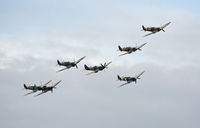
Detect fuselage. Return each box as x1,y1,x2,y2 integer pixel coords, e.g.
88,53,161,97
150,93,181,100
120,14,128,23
41,86,53,92
25,85,53,92
122,47,137,53
145,27,161,33
25,85,39,92
60,62,76,68
121,77,136,82
90,66,105,72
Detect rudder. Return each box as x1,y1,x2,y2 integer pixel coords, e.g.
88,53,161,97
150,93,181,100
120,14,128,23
57,60,61,65
142,25,146,31
84,64,90,70
24,84,28,89
118,45,123,51
117,75,122,80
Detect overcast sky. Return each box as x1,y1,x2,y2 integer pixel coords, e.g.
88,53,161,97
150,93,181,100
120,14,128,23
0,0,200,128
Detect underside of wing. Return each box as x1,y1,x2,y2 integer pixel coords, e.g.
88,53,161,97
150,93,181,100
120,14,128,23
105,61,112,67
138,43,147,49
35,91,48,97
24,91,36,96
76,56,86,64
53,80,62,87
136,70,145,79
86,71,96,75
119,82,131,87
43,80,52,86
119,52,130,56
160,22,171,29
144,32,156,37
56,67,68,72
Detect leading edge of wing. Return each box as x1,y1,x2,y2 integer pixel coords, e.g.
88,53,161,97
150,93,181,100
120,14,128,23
138,43,147,49
24,91,36,96
143,32,156,37
53,80,62,87
119,52,130,56
136,70,145,79
105,61,112,67
76,56,86,64
35,91,48,97
160,22,171,29
86,71,96,75
119,82,131,88
43,80,52,86
56,67,68,73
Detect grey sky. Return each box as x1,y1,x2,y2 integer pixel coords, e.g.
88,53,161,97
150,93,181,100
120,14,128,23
0,0,200,128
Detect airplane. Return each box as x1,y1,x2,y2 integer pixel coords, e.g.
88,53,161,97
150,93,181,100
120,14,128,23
57,56,86,72
142,22,171,37
23,80,52,96
35,80,62,97
117,71,145,87
84,61,112,75
118,43,147,56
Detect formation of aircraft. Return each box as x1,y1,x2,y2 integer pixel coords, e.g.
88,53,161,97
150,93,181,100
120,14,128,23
142,22,171,37
117,71,145,87
23,80,61,96
23,21,171,96
23,80,52,96
57,56,86,72
118,43,147,56
84,61,112,75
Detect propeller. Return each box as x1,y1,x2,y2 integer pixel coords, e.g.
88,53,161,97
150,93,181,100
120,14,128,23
160,23,164,32
104,63,107,68
51,88,54,93
134,73,137,84
136,43,140,51
72,58,78,68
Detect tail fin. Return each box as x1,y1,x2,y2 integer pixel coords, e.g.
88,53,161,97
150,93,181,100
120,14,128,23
84,64,90,70
118,45,123,51
57,60,61,65
142,25,146,31
24,84,28,89
117,75,122,80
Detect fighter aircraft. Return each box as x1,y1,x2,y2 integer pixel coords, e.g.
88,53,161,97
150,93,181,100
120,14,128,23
118,43,147,56
23,80,52,96
84,61,112,75
117,71,145,87
57,56,86,72
35,80,62,97
142,22,171,37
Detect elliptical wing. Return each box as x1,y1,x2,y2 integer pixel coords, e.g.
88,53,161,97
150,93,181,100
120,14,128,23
75,56,86,64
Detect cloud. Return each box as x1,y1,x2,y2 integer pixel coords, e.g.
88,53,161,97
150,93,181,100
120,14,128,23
0,61,200,128
0,1,200,128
